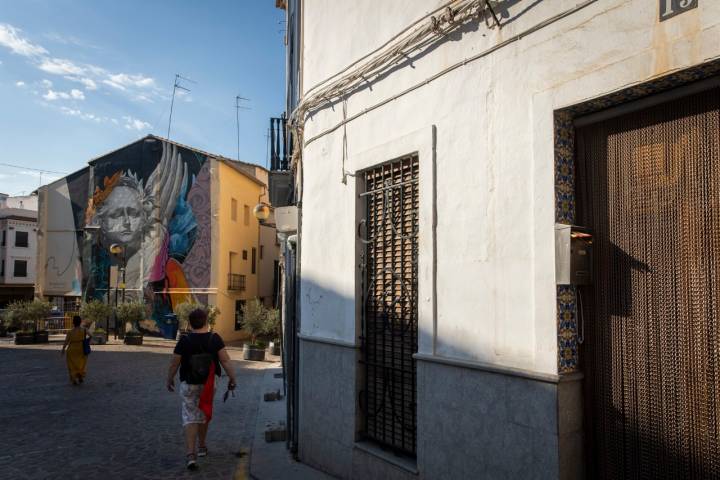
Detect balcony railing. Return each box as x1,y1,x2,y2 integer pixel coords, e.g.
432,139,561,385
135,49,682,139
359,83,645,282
228,273,246,291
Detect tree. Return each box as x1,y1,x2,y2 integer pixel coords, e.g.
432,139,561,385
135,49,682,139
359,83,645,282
6,300,51,333
242,299,280,345
242,298,267,345
174,302,221,331
80,300,112,331
116,302,146,332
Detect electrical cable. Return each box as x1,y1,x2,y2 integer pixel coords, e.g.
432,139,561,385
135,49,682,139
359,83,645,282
0,162,69,175
300,0,598,147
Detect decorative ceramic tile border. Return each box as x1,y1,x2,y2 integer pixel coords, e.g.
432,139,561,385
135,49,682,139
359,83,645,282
554,58,720,374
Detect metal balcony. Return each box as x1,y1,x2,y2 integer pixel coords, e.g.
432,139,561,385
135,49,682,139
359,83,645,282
228,273,246,291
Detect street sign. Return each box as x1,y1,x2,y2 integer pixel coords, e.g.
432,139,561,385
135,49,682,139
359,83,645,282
660,0,698,22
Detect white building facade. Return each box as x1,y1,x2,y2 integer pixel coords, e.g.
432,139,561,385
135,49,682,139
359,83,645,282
284,1,720,478
0,206,37,306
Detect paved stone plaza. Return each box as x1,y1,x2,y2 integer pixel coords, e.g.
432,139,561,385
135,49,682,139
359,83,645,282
0,341,267,479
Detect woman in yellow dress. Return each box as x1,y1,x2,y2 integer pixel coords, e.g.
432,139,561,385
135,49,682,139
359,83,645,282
61,316,89,385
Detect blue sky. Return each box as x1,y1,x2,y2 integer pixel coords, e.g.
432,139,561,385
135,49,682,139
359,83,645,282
0,0,286,196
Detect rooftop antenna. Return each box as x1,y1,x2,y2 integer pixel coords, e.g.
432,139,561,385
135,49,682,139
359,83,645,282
235,95,251,161
167,74,196,139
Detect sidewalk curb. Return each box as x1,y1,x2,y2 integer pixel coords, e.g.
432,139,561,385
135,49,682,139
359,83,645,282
247,365,334,480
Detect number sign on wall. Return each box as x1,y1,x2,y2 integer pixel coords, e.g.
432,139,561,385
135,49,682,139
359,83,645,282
660,0,698,22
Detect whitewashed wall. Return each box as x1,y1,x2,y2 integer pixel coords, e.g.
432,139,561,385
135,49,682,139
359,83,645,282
299,0,720,375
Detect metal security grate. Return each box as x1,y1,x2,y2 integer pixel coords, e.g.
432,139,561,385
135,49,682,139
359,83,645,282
575,86,720,479
360,155,419,456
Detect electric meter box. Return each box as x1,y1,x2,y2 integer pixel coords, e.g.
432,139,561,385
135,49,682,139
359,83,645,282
555,224,593,285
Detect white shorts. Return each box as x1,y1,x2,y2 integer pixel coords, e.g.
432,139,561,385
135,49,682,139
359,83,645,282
180,382,206,426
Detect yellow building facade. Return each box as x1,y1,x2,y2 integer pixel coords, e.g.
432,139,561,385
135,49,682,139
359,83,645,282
211,159,277,341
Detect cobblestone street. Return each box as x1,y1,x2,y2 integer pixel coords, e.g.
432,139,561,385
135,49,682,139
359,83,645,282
0,342,268,480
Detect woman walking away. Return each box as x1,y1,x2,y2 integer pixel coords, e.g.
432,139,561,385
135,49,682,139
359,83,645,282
61,316,89,385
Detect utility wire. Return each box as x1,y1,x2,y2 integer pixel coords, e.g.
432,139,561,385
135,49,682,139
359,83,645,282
0,162,69,175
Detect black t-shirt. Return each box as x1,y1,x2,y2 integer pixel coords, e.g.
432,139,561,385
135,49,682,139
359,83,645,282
173,332,225,383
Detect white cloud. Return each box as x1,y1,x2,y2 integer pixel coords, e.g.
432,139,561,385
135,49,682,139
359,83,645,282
78,77,97,90
41,79,52,88
60,106,101,122
107,73,155,89
42,88,85,101
15,81,25,87
43,89,68,100
38,57,85,75
122,115,151,131
0,24,47,57
102,79,126,91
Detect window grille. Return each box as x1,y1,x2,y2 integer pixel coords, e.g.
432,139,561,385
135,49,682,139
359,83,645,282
360,155,419,456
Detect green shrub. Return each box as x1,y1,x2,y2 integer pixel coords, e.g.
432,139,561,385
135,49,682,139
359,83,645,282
242,298,280,344
79,300,112,327
6,300,51,333
174,302,220,331
116,302,146,332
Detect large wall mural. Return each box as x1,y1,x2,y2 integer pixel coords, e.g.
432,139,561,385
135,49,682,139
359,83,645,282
84,138,209,335
41,137,210,336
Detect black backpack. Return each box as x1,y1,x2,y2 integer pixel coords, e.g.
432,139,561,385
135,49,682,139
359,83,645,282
187,334,215,384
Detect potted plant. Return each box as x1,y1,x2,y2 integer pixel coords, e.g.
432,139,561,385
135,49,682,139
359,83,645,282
79,300,112,343
0,310,8,337
7,301,33,345
242,298,270,361
117,301,146,345
207,305,220,331
174,301,201,335
91,327,108,345
264,307,281,356
26,300,52,343
175,302,221,338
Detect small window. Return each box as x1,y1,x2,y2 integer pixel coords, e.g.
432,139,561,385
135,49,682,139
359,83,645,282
252,247,257,274
231,198,238,221
242,250,248,260
1,230,5,246
244,205,250,226
0,259,4,276
14,260,27,278
260,245,264,260
15,231,28,247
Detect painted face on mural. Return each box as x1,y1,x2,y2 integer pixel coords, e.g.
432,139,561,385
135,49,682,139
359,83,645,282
99,185,144,247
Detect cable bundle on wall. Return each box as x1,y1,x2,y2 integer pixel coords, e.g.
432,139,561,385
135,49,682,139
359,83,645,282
288,0,496,168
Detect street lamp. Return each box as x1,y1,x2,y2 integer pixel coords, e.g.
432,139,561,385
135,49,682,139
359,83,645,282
82,225,102,303
253,202,271,221
109,243,126,339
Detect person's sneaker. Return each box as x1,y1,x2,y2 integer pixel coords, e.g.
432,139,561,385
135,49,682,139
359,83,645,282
186,454,198,471
198,447,208,457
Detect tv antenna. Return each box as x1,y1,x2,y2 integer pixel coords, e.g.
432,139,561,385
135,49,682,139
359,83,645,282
235,95,251,161
167,74,196,139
